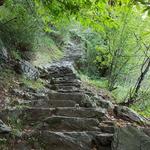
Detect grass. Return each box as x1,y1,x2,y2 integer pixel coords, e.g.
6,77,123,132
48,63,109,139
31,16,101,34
20,76,45,90
0,68,45,91
112,85,150,117
0,68,18,89
131,90,150,118
111,85,130,103
32,36,63,67
79,73,108,89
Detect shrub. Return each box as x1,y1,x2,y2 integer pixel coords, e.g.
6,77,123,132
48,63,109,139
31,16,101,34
0,0,40,56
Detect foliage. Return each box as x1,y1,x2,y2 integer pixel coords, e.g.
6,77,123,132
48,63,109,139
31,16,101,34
131,89,150,117
0,0,40,53
33,0,94,28
74,1,150,92
20,76,44,90
32,35,63,66
80,73,108,89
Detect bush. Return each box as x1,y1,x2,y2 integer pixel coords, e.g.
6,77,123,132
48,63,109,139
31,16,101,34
0,0,40,56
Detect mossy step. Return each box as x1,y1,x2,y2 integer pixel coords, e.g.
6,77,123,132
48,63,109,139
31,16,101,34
12,131,104,150
0,107,106,126
48,92,86,102
19,99,77,108
37,116,101,131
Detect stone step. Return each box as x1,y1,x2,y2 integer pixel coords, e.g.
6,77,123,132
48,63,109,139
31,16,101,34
48,92,86,102
50,78,81,84
48,92,93,107
57,89,84,93
54,107,106,120
14,131,104,150
0,107,106,126
49,73,77,78
47,66,73,74
93,133,114,150
50,85,80,91
0,107,53,126
99,122,115,134
52,75,80,81
19,99,77,108
37,116,101,131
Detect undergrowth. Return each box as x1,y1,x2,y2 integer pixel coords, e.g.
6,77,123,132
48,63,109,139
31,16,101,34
20,76,45,90
80,73,150,118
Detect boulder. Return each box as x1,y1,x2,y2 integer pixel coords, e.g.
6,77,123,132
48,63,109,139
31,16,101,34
27,131,98,150
114,105,146,124
112,126,150,150
15,60,39,80
93,133,113,150
95,96,114,110
37,116,100,131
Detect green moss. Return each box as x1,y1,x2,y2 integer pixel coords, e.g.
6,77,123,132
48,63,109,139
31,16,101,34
0,69,17,88
10,49,22,60
20,77,45,90
32,36,63,67
80,73,108,89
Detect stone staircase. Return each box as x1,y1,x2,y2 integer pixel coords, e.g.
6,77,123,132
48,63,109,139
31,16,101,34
0,63,115,150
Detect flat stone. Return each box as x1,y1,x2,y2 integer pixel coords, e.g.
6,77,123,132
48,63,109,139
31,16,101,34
99,123,115,134
50,78,80,84
114,105,146,124
93,133,113,150
24,131,102,150
112,126,150,150
0,107,105,126
20,99,77,108
37,116,100,131
96,98,114,110
48,92,86,102
54,107,106,120
0,107,54,125
52,82,80,87
50,85,80,91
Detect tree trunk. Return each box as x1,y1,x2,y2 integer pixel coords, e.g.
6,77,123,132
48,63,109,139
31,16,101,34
126,58,150,106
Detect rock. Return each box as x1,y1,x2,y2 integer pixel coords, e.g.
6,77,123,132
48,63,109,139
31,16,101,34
15,60,40,80
19,99,77,108
112,126,150,150
0,119,11,134
11,88,48,101
0,39,8,62
99,121,115,134
26,131,100,150
0,107,106,128
94,96,114,109
93,133,113,150
38,116,100,131
52,107,106,120
81,94,97,108
114,105,146,124
142,127,150,137
48,92,86,102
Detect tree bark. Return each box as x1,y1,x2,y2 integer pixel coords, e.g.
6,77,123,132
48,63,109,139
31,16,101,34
125,58,150,106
